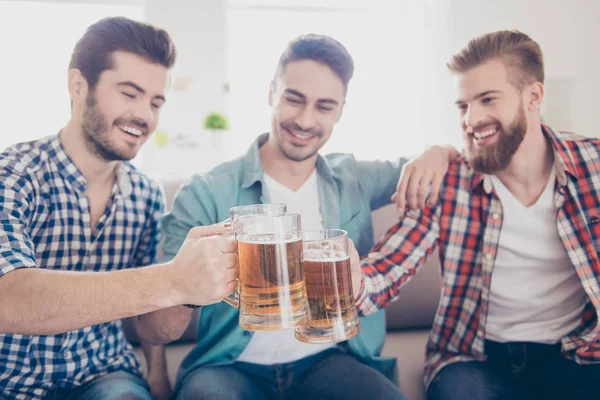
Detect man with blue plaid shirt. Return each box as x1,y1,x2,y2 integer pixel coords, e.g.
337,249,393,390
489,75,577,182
0,18,238,400
353,31,600,399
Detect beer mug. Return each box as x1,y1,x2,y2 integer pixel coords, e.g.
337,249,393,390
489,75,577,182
295,229,360,343
223,204,287,308
231,213,308,331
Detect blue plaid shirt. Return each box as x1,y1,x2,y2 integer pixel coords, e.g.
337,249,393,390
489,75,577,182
0,135,164,399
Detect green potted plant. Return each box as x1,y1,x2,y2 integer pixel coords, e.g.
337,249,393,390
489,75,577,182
204,112,229,131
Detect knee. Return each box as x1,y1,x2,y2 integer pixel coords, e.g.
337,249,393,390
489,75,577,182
427,362,491,400
175,370,244,400
99,382,151,400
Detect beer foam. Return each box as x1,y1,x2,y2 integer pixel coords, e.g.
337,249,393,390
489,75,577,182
238,233,299,244
303,249,349,262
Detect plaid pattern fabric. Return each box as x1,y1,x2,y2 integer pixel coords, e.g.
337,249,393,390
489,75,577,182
0,135,164,399
357,126,600,389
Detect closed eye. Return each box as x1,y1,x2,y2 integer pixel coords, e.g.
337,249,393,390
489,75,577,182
122,92,135,99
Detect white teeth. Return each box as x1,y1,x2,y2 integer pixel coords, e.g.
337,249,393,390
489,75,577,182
474,127,497,140
119,125,142,136
291,131,311,139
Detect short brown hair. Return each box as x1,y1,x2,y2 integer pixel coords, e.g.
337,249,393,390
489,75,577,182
69,17,176,90
447,30,544,90
275,34,354,94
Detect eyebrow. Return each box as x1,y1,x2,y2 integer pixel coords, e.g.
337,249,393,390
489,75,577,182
455,90,501,105
117,81,166,102
284,88,339,106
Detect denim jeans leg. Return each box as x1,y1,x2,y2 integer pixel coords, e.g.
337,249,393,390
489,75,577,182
289,351,407,400
57,370,152,400
173,364,271,400
538,349,600,400
427,361,524,400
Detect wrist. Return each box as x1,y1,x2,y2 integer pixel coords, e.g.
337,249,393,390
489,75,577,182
156,261,185,308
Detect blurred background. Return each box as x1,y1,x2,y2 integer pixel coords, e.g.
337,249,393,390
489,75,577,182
0,0,596,182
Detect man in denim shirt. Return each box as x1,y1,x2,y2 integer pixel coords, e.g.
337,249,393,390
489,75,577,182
138,34,459,399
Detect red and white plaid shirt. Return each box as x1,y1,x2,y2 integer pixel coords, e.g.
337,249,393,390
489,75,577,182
356,126,600,388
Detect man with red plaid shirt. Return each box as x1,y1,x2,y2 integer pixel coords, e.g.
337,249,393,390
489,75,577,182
350,30,600,399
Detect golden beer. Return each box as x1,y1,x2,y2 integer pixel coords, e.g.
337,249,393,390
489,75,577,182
295,229,360,343
237,232,307,330
302,253,356,328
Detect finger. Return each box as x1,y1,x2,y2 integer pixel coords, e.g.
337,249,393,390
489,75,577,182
221,279,238,297
417,170,434,210
395,169,412,215
406,171,425,210
221,253,238,269
428,172,444,206
218,237,237,253
225,265,239,282
348,239,356,252
188,224,232,239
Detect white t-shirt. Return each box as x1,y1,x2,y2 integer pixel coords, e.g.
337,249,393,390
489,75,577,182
485,170,588,343
236,170,335,364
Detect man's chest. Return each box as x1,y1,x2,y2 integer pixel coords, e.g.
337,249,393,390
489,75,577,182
28,188,146,272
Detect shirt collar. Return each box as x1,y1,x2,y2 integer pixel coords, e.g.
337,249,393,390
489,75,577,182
241,133,339,189
50,133,88,192
50,133,132,196
470,124,578,194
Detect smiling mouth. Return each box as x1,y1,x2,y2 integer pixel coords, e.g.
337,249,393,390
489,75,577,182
286,128,315,140
472,126,498,142
118,124,144,137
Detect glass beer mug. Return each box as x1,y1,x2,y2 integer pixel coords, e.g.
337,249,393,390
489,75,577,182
223,203,287,309
225,206,308,331
295,229,360,343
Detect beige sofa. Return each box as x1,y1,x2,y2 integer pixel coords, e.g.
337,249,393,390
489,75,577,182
125,182,441,400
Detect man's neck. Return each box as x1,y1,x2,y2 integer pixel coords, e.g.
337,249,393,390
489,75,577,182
495,123,554,207
259,138,317,191
60,119,119,187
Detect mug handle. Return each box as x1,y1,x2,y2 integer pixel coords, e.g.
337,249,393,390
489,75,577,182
223,231,240,308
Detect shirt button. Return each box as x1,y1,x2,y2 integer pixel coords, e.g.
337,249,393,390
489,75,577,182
492,213,500,220
42,382,53,389
485,253,493,260
243,331,251,337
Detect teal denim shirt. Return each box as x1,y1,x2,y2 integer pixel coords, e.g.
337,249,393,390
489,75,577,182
161,134,408,385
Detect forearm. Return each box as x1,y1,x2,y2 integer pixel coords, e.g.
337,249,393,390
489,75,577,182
136,305,194,345
355,213,440,316
140,340,168,376
0,264,180,335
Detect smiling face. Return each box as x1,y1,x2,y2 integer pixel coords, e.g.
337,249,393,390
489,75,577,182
75,51,168,161
268,60,345,162
454,59,530,174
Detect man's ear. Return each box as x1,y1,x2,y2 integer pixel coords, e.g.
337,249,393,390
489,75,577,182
527,82,544,113
68,68,89,107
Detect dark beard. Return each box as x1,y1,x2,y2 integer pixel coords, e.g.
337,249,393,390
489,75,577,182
81,94,129,162
276,122,323,162
466,106,527,174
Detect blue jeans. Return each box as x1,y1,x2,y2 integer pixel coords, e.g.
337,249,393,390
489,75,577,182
174,348,407,400
427,340,600,400
43,370,151,400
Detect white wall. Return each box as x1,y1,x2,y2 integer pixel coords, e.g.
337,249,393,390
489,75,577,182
138,0,600,178
144,0,229,135
422,0,600,145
